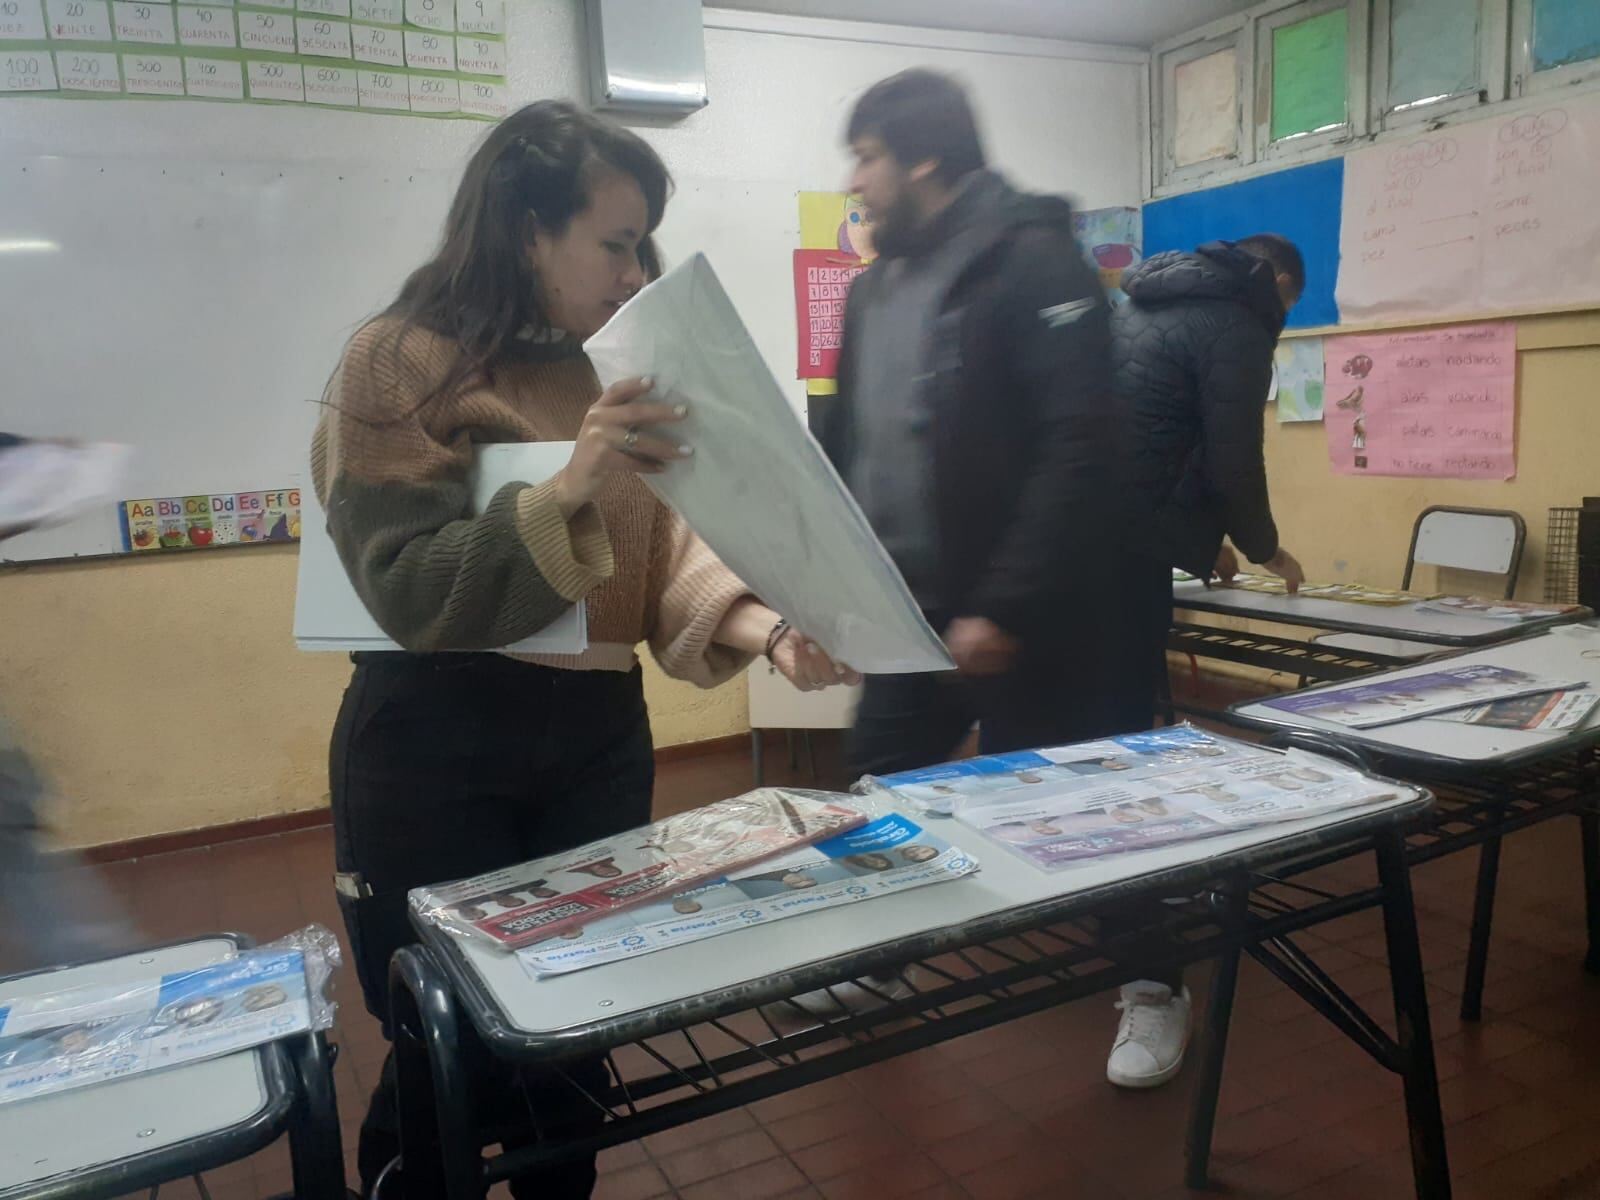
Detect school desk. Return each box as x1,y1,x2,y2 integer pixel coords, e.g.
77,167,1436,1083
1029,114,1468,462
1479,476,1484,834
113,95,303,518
1229,622,1600,1023
1169,578,1588,685
0,936,344,1200
381,760,1453,1198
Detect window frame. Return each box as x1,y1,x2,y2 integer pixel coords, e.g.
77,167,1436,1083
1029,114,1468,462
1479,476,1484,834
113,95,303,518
1370,0,1508,130
1511,0,1600,97
1154,16,1252,189
1252,0,1371,164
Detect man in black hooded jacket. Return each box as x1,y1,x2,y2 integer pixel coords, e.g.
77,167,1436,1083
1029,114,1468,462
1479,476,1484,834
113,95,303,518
815,68,1124,778
1112,236,1308,728
1094,238,1306,1090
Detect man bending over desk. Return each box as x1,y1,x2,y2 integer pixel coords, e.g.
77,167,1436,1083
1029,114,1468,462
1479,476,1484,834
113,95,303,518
1102,237,1307,1089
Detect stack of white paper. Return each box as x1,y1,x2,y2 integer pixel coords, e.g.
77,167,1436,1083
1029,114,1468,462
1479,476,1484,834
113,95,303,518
293,441,587,654
584,253,953,675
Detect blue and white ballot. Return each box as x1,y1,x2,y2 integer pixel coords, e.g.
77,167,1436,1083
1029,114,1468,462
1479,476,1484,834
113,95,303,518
0,930,337,1106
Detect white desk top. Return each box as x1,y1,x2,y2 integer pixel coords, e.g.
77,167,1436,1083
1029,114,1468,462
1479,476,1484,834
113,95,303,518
0,939,273,1194
1172,580,1581,645
1230,623,1600,768
432,774,1426,1043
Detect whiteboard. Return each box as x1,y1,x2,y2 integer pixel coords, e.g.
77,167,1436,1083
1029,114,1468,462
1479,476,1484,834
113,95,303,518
0,156,457,563
0,161,818,565
1337,90,1600,323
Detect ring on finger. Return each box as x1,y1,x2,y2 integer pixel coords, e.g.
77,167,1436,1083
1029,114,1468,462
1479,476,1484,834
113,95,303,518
623,426,639,450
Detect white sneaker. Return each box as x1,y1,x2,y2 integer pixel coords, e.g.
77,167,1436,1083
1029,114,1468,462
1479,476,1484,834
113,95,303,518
1106,981,1191,1089
788,972,915,1018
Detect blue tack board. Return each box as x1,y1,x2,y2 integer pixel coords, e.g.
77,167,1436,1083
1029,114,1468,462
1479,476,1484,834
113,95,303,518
1143,158,1344,329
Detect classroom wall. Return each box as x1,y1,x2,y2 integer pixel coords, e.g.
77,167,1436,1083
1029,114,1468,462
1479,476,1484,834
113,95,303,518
1196,311,1600,690
0,3,1146,848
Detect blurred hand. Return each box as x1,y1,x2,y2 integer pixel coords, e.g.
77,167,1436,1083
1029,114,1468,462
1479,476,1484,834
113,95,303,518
1210,545,1240,585
770,628,861,692
1262,547,1305,594
945,617,1020,677
553,377,690,518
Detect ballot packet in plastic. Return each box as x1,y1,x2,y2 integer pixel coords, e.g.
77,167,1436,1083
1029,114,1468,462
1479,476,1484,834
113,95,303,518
413,788,870,950
0,925,340,1106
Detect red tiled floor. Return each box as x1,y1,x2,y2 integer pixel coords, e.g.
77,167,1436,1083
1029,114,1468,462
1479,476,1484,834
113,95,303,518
37,732,1598,1199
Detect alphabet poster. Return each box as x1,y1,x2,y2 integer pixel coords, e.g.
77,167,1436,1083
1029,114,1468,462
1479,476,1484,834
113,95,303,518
797,191,874,396
121,488,300,551
1323,322,1516,479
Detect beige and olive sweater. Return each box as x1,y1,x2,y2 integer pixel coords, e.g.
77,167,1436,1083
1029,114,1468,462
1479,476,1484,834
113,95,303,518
310,317,751,687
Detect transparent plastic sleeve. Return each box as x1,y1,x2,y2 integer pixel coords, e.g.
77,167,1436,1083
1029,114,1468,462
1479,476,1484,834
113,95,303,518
411,787,881,952
0,923,342,1107
513,796,978,978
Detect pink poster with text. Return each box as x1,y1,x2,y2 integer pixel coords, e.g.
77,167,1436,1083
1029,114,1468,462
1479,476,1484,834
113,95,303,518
1323,322,1516,479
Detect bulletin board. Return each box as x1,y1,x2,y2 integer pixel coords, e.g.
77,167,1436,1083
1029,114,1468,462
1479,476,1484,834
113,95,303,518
1142,157,1345,329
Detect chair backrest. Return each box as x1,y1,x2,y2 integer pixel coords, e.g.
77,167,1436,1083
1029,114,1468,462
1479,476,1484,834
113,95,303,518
1400,506,1526,599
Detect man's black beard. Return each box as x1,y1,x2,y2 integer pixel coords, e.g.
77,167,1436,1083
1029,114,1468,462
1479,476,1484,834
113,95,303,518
868,193,923,259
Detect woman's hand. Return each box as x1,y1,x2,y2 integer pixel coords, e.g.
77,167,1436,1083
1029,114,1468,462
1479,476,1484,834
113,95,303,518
713,598,861,691
553,377,691,519
768,626,861,692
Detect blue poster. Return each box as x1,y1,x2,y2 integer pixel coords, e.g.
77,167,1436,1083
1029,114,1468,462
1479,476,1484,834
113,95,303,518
1143,158,1344,329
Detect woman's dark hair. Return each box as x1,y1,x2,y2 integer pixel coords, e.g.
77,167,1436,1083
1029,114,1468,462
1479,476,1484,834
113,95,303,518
846,69,986,185
376,100,671,411
638,233,662,283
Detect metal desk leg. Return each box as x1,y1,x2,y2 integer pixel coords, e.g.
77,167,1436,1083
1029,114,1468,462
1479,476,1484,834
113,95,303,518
1460,832,1503,1021
284,1031,347,1200
1376,829,1451,1200
1184,885,1246,1190
1580,809,1600,974
389,946,485,1200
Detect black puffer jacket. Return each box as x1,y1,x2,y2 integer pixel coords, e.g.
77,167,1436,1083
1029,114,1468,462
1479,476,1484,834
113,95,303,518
817,173,1116,639
1111,242,1286,578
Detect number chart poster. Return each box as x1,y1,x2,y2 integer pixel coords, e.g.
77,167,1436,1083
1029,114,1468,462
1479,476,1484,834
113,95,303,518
797,191,874,395
121,488,300,552
0,0,508,121
1323,322,1516,479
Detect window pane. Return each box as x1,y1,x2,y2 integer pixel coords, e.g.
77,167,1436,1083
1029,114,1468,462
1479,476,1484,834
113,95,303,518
1532,0,1600,72
1390,0,1479,107
1271,8,1348,141
1173,48,1238,166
